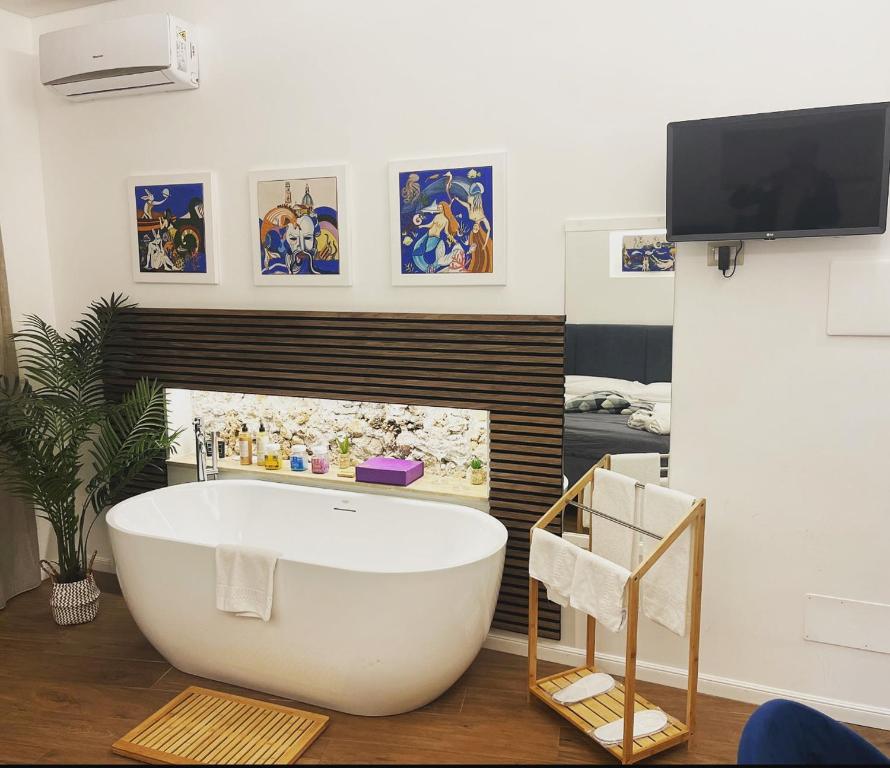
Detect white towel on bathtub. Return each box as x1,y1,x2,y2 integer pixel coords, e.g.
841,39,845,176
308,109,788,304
215,544,279,621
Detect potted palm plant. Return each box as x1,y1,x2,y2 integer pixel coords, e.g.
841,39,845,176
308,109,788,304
0,295,179,625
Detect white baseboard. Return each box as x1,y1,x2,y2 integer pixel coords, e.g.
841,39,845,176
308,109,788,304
484,630,890,730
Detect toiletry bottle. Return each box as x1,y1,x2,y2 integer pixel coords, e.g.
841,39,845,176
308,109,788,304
256,422,268,465
311,444,330,474
290,444,308,471
238,423,252,466
264,442,281,470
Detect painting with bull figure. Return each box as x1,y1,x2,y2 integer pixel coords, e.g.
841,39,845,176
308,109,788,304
389,153,506,285
129,173,219,284
250,166,351,286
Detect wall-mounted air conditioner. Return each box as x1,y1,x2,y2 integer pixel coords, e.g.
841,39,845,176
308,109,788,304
39,14,199,101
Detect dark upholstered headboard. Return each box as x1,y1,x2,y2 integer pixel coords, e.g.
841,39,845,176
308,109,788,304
565,324,673,383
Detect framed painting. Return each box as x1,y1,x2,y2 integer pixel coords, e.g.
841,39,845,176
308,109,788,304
607,227,676,278
249,165,351,286
129,172,218,284
389,152,506,286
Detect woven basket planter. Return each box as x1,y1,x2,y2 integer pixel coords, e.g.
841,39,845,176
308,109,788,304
40,555,101,626
49,574,100,626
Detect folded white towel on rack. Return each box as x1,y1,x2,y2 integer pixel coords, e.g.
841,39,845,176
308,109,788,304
640,484,696,636
591,709,669,745
215,544,279,622
569,548,631,633
529,529,578,607
590,468,637,568
610,453,662,485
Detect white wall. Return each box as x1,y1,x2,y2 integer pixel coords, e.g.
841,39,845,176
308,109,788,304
30,0,588,327
0,8,55,328
565,229,674,324
671,239,890,721
19,0,890,726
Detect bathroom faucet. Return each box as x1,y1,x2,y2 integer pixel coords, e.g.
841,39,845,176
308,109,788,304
193,417,219,482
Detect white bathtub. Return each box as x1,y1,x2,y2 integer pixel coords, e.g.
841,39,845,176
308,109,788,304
106,479,507,716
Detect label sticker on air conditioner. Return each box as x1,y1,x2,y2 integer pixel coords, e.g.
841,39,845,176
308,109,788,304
175,26,188,71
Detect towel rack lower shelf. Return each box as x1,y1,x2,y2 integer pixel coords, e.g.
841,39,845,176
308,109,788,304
531,665,690,762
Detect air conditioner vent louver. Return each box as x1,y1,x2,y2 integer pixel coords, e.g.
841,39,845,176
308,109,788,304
44,65,167,87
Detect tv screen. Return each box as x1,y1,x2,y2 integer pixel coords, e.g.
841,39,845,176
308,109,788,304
667,103,890,241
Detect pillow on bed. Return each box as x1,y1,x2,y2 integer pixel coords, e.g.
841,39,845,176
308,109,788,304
565,376,672,405
565,376,640,400
565,391,632,414
636,382,671,404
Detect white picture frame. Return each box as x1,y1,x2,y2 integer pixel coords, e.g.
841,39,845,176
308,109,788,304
128,172,219,284
249,165,351,287
610,223,675,280
389,152,506,286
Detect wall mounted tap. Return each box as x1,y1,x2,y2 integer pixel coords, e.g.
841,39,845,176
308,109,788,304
193,417,219,482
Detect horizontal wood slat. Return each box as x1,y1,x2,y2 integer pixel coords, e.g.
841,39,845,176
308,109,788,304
108,308,565,639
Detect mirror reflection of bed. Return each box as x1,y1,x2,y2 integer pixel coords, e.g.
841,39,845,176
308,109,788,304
563,216,675,531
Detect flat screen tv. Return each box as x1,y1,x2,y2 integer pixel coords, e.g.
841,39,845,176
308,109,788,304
667,102,890,241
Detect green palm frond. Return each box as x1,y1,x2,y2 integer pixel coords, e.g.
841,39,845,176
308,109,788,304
0,295,178,583
86,378,177,515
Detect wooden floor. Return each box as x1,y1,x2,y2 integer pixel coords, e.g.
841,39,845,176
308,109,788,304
2,579,888,765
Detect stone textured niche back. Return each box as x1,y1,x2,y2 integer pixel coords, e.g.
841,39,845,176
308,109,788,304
190,391,489,479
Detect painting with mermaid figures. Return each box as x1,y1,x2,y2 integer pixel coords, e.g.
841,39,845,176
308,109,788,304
390,153,506,285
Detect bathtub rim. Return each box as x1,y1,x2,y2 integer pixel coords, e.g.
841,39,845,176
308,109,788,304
106,478,508,577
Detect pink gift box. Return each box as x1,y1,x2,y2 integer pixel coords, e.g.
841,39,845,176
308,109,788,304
355,457,424,486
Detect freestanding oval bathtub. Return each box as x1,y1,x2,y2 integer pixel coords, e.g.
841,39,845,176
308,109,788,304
106,479,506,716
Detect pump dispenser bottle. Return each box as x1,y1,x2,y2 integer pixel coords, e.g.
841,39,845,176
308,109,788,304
238,423,252,466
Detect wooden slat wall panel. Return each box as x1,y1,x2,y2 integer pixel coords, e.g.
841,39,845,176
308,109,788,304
107,308,565,639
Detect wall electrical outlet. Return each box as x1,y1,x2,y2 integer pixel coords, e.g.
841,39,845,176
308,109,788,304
707,241,745,267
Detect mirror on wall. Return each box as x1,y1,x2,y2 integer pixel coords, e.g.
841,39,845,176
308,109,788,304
563,216,675,525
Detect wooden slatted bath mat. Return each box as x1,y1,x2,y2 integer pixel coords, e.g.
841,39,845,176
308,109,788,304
112,686,329,765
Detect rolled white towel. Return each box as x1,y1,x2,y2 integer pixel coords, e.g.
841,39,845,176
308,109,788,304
626,409,654,432
647,403,671,435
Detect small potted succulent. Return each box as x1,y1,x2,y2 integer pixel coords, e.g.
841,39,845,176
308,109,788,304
334,434,352,470
469,456,486,486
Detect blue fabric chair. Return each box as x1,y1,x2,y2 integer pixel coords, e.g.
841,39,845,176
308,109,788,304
738,699,889,765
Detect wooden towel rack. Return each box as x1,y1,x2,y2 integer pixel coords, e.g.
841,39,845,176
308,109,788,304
527,455,706,765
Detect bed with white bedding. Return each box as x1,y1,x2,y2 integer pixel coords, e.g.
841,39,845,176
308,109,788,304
563,325,672,486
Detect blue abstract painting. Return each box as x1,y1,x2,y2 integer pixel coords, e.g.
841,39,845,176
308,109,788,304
621,234,676,272
134,182,207,273
397,164,494,275
256,176,341,277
